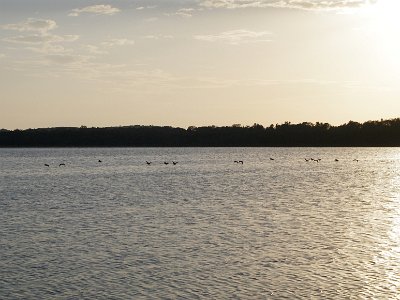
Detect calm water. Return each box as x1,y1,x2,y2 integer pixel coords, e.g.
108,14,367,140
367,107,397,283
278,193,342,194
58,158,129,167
1,148,400,299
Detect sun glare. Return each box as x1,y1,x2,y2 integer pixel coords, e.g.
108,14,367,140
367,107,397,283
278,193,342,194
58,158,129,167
371,0,400,18
357,0,400,73
362,0,400,28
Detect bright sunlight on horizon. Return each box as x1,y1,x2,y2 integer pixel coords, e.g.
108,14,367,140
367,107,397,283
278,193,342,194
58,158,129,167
1,0,399,129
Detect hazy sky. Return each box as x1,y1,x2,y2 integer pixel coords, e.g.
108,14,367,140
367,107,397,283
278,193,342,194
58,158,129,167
1,0,399,129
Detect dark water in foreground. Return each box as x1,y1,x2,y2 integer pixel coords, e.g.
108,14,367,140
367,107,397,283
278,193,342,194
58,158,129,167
1,148,400,299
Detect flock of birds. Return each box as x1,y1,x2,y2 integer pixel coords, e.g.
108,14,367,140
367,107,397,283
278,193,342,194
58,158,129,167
304,158,359,163
44,158,359,167
44,160,179,167
234,158,359,164
44,163,65,167
147,161,179,165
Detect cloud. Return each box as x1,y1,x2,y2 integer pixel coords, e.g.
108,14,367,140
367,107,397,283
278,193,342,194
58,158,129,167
199,0,370,10
136,5,157,10
165,8,195,18
2,18,78,45
2,18,79,57
31,59,183,92
4,35,58,44
194,29,272,45
2,18,57,33
27,44,70,54
101,39,135,47
69,4,120,17
4,34,78,45
143,34,174,40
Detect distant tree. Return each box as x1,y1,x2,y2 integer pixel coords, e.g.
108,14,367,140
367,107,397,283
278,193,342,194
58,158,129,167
1,118,400,147
252,123,264,129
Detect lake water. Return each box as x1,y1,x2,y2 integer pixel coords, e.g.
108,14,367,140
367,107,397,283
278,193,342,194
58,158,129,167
1,148,400,299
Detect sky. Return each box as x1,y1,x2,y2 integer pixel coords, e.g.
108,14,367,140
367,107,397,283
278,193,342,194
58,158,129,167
1,0,400,129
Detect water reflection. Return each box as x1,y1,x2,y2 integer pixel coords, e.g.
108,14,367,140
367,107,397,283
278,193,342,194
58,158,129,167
1,148,400,299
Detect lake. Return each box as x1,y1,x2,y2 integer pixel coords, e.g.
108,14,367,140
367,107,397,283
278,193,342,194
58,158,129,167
1,148,400,299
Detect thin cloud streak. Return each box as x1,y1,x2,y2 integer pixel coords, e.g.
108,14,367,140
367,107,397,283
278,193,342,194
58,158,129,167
2,18,57,33
4,34,78,45
142,35,174,40
69,4,120,17
136,5,158,10
164,8,196,18
2,18,79,54
199,0,372,10
194,29,272,45
1,18,84,71
101,39,135,47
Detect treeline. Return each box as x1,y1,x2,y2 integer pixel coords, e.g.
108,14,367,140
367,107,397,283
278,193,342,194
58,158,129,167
1,118,400,147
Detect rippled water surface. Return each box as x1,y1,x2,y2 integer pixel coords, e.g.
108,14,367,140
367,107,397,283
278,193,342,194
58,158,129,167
1,148,400,299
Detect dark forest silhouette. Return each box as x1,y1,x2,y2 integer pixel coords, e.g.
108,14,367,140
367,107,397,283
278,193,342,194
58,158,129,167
1,118,400,147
